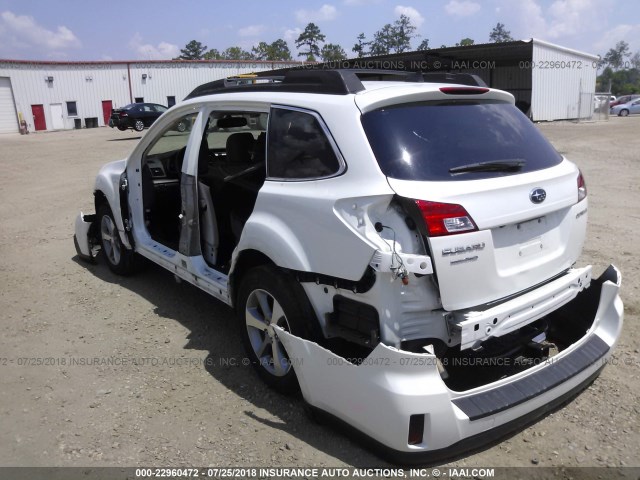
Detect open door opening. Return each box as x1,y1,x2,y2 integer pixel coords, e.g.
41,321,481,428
196,110,268,271
141,113,197,250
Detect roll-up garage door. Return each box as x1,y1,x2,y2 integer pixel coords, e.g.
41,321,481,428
0,77,19,133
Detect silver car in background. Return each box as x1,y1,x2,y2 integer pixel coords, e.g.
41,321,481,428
610,97,640,116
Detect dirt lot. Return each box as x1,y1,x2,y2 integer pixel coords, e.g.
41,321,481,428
0,118,638,472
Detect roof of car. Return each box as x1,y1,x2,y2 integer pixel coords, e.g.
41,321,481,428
185,69,489,100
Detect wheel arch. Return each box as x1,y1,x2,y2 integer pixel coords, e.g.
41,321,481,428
229,249,276,309
93,186,131,250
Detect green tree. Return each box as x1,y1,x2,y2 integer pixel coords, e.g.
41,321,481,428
369,24,394,55
296,23,326,61
352,32,370,58
369,15,418,55
221,46,254,60
456,38,475,46
416,38,430,51
489,23,513,43
203,48,222,60
321,43,347,61
252,39,292,61
596,66,640,95
391,14,417,53
603,41,631,70
176,40,208,60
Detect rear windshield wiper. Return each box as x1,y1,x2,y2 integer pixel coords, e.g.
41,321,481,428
449,159,526,175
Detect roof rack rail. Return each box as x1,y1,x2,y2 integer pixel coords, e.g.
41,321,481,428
185,69,488,99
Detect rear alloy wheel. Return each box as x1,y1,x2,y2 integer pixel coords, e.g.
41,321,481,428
134,119,145,131
238,266,321,393
98,204,137,275
176,121,187,133
619,109,629,117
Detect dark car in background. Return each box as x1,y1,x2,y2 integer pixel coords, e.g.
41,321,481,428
110,103,170,132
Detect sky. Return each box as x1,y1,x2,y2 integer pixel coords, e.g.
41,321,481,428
0,0,638,62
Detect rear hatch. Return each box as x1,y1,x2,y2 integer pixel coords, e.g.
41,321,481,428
360,93,588,311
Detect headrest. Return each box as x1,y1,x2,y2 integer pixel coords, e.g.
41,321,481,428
217,116,247,129
226,133,255,163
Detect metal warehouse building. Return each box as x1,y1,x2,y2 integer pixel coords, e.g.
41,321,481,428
0,59,302,133
0,38,598,133
331,38,599,122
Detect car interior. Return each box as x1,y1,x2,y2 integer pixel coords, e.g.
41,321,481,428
141,111,268,272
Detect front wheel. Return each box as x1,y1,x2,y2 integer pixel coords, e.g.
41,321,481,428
117,125,127,131
176,121,187,133
619,109,629,117
133,119,145,131
98,204,137,275
237,266,320,393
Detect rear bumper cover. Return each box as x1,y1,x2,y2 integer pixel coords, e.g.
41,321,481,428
276,265,623,462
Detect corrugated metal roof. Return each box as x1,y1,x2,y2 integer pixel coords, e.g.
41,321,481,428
0,59,308,66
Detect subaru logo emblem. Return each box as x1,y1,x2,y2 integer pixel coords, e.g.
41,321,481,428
530,188,546,204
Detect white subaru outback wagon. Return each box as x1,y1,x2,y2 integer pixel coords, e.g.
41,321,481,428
75,69,623,462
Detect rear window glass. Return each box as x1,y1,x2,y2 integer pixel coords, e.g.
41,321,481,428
267,107,342,180
361,101,562,181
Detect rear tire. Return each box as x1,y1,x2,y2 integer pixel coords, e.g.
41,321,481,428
237,265,321,394
134,119,145,131
176,121,187,133
98,204,137,275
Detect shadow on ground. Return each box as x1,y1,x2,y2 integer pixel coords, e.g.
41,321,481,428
70,254,573,467
107,136,142,142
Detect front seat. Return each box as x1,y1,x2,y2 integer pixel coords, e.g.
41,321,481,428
225,133,259,242
225,132,255,166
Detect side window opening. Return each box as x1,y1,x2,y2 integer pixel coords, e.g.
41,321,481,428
267,107,342,180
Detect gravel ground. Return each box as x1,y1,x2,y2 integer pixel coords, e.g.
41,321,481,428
0,118,638,472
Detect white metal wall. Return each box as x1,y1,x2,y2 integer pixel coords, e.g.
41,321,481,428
0,60,302,132
531,39,598,121
0,77,19,133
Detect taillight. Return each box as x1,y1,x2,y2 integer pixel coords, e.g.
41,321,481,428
439,87,489,95
577,170,587,202
415,200,478,237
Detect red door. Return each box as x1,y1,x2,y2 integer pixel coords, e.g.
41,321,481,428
102,100,112,126
31,104,46,131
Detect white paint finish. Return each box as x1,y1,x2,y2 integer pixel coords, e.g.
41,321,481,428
0,77,18,133
355,82,514,112
457,266,592,350
275,269,622,453
50,103,64,129
387,161,587,311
